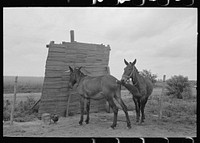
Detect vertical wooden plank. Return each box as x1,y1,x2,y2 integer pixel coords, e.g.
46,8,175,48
159,75,166,120
10,76,18,125
70,30,75,42
66,94,71,116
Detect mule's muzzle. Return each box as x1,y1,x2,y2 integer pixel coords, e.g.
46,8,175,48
68,82,78,90
116,79,126,85
121,76,130,84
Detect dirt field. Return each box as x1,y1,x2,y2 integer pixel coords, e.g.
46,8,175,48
3,88,196,137
3,109,196,137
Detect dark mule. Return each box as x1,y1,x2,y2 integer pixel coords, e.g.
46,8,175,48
67,66,131,129
121,59,153,123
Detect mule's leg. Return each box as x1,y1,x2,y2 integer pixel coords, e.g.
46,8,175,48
140,97,148,123
132,97,140,122
85,99,90,124
137,98,141,122
79,96,85,125
143,98,148,120
107,98,118,129
114,95,131,129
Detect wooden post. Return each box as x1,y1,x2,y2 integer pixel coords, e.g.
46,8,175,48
10,76,18,125
70,30,75,43
159,75,166,120
66,94,72,116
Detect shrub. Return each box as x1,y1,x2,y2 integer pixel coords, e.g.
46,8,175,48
3,110,11,121
3,96,37,122
166,75,192,99
3,100,12,121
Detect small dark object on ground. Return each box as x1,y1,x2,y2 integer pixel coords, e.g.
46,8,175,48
42,113,59,124
50,114,59,123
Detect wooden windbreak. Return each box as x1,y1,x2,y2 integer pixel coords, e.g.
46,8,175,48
39,41,110,117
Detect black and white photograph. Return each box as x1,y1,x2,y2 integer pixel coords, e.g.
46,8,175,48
3,7,197,137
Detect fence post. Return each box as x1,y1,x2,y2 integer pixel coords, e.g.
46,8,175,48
159,75,166,120
66,94,71,116
10,76,18,125
106,66,111,113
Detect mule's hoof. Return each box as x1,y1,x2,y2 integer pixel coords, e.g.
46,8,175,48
139,121,144,125
110,125,116,129
127,123,132,129
85,121,89,124
127,126,131,129
79,122,83,125
108,127,114,130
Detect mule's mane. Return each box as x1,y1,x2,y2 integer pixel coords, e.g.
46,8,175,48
75,69,85,76
74,68,87,78
133,66,140,75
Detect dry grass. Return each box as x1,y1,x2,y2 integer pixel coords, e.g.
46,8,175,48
3,93,41,103
3,86,196,137
3,95,39,122
3,83,196,126
120,87,196,125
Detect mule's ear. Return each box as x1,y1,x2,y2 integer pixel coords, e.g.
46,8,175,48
124,59,129,65
132,59,136,65
69,66,73,72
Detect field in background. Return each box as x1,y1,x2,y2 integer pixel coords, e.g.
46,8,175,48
3,76,44,94
3,75,196,106
3,76,196,94
3,93,41,103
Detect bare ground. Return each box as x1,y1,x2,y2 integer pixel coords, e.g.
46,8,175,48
3,110,196,137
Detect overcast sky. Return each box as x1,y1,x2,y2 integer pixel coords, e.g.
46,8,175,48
3,8,197,80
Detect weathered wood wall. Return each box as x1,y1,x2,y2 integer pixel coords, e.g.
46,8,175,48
39,41,110,117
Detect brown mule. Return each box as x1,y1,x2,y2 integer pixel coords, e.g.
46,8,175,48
67,66,131,129
121,59,153,123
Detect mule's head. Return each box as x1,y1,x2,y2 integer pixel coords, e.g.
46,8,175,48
67,66,82,89
121,59,137,83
